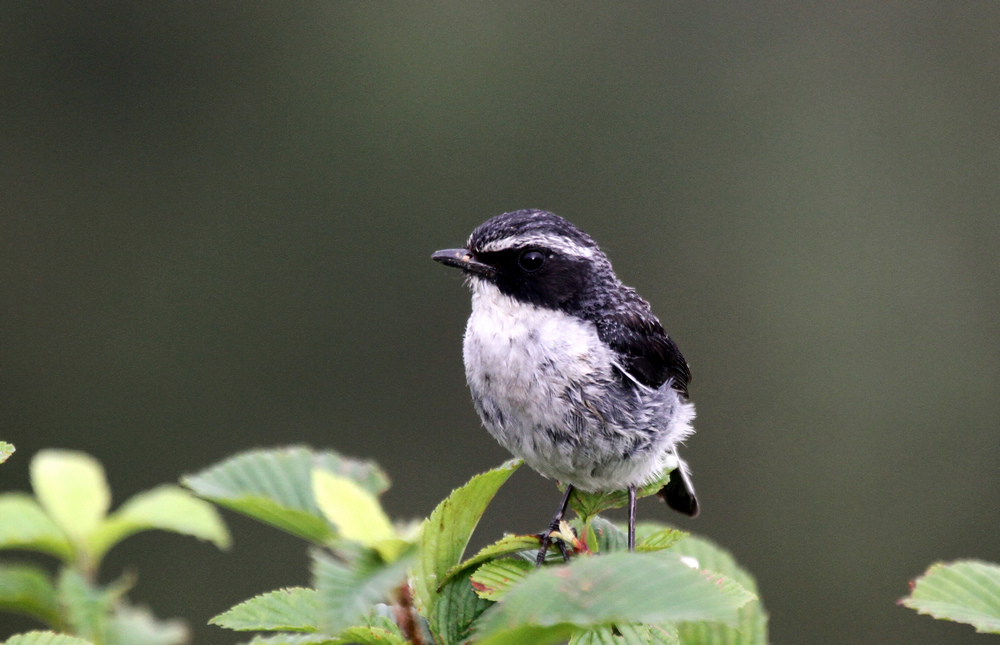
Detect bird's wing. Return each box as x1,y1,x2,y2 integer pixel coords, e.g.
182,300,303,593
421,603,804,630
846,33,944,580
597,305,691,397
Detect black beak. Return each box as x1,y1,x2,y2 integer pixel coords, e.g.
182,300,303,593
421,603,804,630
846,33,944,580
431,248,496,278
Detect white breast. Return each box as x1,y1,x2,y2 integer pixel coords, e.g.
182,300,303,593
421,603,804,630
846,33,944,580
463,280,612,420
461,280,609,481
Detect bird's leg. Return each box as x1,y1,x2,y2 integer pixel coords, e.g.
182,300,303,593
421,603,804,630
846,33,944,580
535,484,574,567
627,484,637,552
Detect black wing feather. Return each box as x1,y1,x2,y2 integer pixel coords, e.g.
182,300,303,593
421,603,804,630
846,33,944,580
594,296,690,397
595,298,698,516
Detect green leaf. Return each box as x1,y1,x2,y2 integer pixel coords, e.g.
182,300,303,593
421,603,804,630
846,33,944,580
56,569,112,643
0,494,74,560
570,623,680,645
106,603,188,645
311,471,403,560
206,496,330,544
3,632,93,645
635,527,688,553
470,624,576,645
233,616,407,645
359,610,408,639
568,470,670,522
0,441,14,464
333,626,407,645
586,516,627,554
312,546,416,636
410,459,521,644
30,451,110,545
470,559,533,601
210,588,322,632
236,635,337,645
87,485,231,561
412,460,520,605
442,534,540,585
0,563,62,628
431,575,495,645
900,559,1000,634
666,531,768,645
55,568,132,643
183,447,388,544
475,551,754,644
645,623,681,644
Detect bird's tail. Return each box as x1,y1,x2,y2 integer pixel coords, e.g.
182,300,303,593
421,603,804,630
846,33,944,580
659,451,699,517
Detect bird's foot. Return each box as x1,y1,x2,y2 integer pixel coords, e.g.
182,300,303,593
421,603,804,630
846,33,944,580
535,520,581,566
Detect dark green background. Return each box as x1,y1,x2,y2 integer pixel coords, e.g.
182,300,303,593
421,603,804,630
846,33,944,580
2,3,998,643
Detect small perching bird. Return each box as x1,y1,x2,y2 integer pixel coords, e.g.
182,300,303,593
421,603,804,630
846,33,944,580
432,209,698,563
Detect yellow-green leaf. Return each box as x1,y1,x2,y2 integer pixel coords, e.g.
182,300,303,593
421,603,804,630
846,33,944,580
30,450,110,544
183,447,390,545
311,470,395,552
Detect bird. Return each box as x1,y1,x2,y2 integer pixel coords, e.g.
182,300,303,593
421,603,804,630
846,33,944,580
432,209,698,564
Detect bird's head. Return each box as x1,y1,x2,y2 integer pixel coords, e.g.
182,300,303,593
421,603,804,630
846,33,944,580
432,209,617,312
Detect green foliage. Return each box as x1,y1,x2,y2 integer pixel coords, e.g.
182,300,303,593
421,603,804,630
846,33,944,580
332,625,408,645
473,550,752,645
664,531,768,645
900,559,1000,634
1,450,229,645
210,588,322,632
411,460,520,624
0,563,62,628
0,495,74,561
88,486,230,562
442,534,541,584
54,568,119,641
568,470,670,523
585,516,629,554
4,632,93,645
412,460,522,644
636,526,688,553
235,635,333,645
189,447,422,644
313,546,417,635
5,443,769,645
196,450,766,644
182,446,389,544
30,451,111,547
571,624,680,645
469,559,533,601
104,604,187,645
311,471,408,561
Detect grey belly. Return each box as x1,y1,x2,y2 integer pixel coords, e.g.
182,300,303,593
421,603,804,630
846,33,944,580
467,370,678,492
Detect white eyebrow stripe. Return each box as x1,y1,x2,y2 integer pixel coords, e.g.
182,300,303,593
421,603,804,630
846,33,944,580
478,233,598,259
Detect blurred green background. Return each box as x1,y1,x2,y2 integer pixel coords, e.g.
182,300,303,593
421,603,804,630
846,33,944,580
2,3,998,643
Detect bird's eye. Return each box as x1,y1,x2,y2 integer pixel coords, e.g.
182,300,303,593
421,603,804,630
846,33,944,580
518,250,546,273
